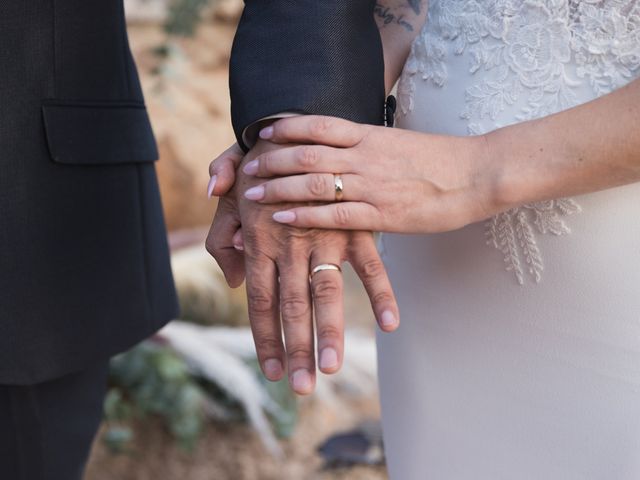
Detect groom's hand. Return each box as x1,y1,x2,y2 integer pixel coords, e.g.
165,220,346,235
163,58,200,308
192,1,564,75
207,139,399,395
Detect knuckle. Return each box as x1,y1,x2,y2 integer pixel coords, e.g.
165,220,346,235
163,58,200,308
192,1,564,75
247,288,274,314
241,227,261,247
254,336,282,356
287,345,314,361
298,146,319,168
312,279,340,303
360,257,385,280
309,117,332,139
281,295,310,322
372,290,393,306
307,173,328,197
317,325,342,342
333,204,351,226
269,181,285,200
258,153,271,174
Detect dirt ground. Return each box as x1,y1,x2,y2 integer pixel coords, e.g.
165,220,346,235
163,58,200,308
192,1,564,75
86,399,387,480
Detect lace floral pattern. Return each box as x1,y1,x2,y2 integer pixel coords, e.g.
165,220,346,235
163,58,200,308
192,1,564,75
397,0,640,283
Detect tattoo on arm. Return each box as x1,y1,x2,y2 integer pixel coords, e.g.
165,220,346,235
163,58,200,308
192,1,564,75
407,0,422,15
374,1,425,33
374,2,414,32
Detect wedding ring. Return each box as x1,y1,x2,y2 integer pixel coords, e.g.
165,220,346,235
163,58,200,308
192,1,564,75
310,263,342,280
334,174,344,202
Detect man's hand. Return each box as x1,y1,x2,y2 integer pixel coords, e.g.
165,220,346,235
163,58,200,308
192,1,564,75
207,140,399,395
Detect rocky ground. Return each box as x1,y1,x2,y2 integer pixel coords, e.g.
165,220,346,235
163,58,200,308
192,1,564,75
85,3,388,478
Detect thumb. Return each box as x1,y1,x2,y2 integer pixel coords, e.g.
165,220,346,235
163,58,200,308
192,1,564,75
208,143,244,198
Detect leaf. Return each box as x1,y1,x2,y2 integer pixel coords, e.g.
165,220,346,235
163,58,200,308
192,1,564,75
102,426,134,454
103,388,132,423
164,0,212,37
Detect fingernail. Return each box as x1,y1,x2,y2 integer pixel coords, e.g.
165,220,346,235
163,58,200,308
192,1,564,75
232,230,244,251
207,175,217,198
243,159,259,175
244,185,265,201
259,126,274,139
292,369,313,393
273,211,296,223
381,310,397,328
320,348,339,370
264,359,283,380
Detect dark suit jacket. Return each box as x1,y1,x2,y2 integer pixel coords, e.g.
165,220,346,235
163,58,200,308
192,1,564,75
0,0,179,384
229,0,387,151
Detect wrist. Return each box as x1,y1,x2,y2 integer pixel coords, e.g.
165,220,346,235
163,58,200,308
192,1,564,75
480,127,539,214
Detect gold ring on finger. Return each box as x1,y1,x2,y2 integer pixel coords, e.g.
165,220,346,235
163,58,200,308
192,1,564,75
309,263,342,281
334,174,344,202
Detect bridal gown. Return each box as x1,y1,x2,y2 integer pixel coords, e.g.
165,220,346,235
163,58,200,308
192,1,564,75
377,0,640,478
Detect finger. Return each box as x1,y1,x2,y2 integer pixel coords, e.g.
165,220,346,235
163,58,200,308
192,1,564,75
245,254,285,382
259,115,367,148
232,227,244,251
310,249,345,375
278,250,316,395
205,203,245,288
271,202,382,230
208,143,244,197
349,232,400,332
245,174,363,204
243,145,351,178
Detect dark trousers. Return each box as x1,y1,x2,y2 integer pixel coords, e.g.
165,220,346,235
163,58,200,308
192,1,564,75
0,361,109,480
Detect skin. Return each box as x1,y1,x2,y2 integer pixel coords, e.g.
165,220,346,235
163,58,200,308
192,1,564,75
207,140,399,396
207,2,428,395
237,78,640,235
374,0,428,92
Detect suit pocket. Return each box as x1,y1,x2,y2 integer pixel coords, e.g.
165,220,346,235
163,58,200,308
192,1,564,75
41,100,158,166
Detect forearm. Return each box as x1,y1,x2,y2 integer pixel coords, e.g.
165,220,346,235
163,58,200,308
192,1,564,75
230,1,386,151
485,78,640,210
375,1,428,93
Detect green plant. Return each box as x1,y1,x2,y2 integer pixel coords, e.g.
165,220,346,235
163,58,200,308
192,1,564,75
164,0,214,37
103,341,207,452
102,336,299,454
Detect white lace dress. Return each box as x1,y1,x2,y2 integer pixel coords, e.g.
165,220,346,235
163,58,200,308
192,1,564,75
377,1,640,478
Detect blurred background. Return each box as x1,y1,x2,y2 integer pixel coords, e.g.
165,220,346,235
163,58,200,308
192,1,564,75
84,1,387,478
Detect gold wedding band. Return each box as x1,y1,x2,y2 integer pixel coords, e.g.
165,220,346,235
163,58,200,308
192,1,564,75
334,174,344,202
310,263,342,280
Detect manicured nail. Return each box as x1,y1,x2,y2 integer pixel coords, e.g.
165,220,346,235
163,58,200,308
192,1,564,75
272,211,296,223
243,159,259,175
259,126,274,139
381,310,397,328
207,175,217,198
233,243,244,251
320,348,339,370
291,369,312,393
263,359,283,380
244,185,265,201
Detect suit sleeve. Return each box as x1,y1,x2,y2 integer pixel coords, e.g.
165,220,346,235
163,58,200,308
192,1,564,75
229,0,386,152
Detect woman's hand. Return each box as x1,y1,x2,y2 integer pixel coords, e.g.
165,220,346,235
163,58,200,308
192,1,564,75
241,116,504,233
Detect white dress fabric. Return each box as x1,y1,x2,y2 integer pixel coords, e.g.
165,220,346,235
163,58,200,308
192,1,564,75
377,1,640,478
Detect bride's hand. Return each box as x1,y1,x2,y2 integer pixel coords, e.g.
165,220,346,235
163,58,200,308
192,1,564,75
241,115,504,233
